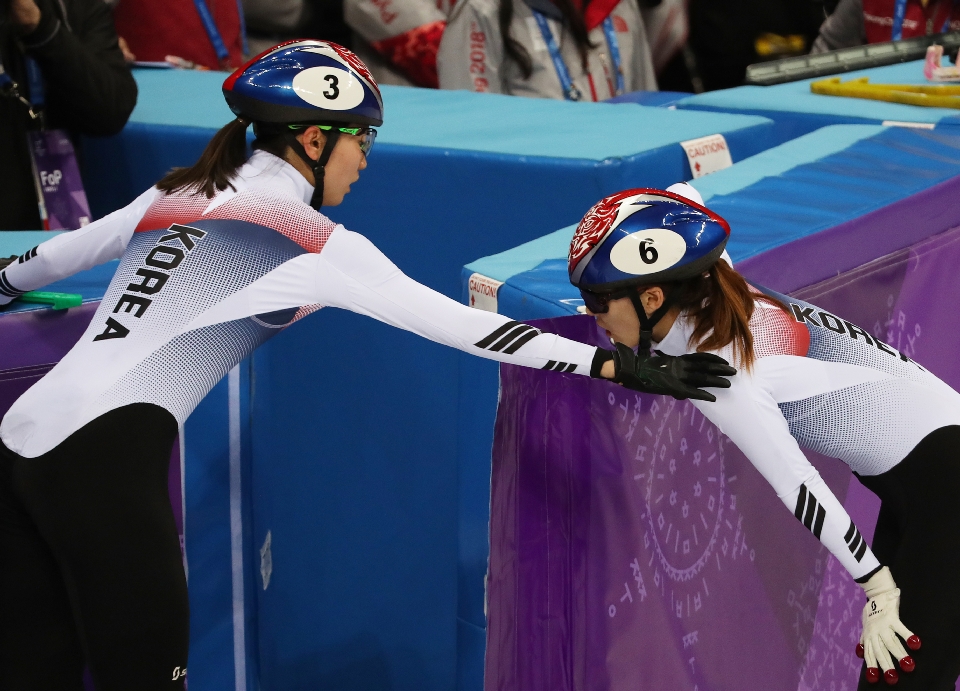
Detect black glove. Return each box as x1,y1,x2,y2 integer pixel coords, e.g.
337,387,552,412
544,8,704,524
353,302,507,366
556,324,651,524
610,343,736,402
0,255,16,271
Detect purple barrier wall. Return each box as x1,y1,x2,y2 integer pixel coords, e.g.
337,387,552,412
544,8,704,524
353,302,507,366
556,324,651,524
488,224,960,691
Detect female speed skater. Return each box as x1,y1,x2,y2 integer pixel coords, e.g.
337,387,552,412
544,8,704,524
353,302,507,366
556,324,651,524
0,42,734,689
567,186,960,690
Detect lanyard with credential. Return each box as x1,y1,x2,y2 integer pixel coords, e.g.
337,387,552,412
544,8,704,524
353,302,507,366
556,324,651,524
892,0,954,41
532,11,624,101
0,54,42,122
532,10,582,100
192,0,251,65
0,53,92,229
601,15,625,96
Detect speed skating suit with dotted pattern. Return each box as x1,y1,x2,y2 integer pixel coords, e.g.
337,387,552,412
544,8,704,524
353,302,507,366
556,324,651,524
0,151,597,459
655,287,960,582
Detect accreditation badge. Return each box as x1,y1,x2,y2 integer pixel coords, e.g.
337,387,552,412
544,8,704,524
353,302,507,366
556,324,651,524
27,129,92,230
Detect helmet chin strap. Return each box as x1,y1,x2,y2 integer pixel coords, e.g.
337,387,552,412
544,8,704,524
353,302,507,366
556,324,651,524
287,128,341,210
628,288,677,355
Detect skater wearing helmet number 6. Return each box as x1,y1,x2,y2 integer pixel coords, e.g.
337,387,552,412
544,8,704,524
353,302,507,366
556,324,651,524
570,184,960,689
0,43,733,689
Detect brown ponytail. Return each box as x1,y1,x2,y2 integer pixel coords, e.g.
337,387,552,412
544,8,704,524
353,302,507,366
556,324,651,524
156,118,252,198
672,259,789,370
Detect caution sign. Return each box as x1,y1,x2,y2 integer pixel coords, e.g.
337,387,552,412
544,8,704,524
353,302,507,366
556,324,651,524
679,134,733,179
468,273,503,313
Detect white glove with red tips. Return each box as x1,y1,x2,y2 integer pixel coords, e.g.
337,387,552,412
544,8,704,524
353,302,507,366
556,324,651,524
855,567,921,685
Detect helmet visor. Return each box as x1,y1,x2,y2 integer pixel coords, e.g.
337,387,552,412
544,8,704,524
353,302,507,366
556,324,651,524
359,127,377,156
577,288,620,314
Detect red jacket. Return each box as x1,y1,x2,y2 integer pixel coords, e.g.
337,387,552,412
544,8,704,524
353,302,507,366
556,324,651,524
113,0,245,70
862,0,960,43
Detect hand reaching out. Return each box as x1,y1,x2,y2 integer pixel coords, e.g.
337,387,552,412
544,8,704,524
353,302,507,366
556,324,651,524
609,343,736,402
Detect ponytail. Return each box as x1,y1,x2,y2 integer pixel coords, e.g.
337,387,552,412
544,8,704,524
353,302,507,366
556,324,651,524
156,118,251,198
674,259,789,370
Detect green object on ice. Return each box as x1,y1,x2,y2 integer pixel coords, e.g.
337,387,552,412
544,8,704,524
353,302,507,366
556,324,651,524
20,291,83,310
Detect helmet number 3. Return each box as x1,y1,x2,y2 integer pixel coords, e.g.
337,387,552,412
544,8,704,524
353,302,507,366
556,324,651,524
323,74,340,100
293,66,365,110
609,229,687,276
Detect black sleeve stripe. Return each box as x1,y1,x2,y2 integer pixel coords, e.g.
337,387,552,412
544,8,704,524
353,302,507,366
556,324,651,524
502,329,539,354
794,485,808,521
563,363,577,373
475,321,522,349
854,540,868,562
543,360,557,370
812,505,826,539
489,325,535,352
843,519,867,561
849,532,862,555
844,522,856,543
794,484,828,540
803,496,818,530
0,272,25,298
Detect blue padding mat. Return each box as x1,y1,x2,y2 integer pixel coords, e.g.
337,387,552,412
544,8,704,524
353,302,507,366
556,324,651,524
83,69,775,223
466,124,960,318
676,60,960,143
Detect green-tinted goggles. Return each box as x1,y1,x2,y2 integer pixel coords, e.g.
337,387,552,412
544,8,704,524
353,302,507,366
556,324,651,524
289,124,377,156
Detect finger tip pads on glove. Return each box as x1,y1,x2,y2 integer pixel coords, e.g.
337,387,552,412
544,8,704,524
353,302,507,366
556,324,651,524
866,668,881,684
856,643,865,659
899,656,915,673
906,635,921,651
884,669,899,685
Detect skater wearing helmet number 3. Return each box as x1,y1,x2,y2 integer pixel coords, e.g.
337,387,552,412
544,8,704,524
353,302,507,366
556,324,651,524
570,184,960,690
0,43,733,688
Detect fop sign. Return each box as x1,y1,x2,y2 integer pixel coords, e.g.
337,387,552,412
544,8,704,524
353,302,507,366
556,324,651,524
40,169,63,190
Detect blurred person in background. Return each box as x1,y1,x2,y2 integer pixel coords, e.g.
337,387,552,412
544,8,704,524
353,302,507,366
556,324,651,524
344,0,452,87
242,0,352,58
686,0,824,91
1,0,136,230
113,0,246,70
641,0,696,92
437,0,657,98
812,0,960,53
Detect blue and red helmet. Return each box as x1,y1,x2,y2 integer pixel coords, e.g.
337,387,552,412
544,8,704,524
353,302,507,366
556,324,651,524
568,188,730,293
223,40,384,127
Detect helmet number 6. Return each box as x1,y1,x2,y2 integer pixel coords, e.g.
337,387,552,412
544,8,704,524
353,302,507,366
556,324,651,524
639,239,658,265
323,74,340,100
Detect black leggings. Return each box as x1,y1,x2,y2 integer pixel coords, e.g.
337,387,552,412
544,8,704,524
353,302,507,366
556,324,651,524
0,403,188,691
855,425,960,691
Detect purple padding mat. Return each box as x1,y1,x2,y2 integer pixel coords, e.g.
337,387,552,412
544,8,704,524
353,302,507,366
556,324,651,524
488,224,960,691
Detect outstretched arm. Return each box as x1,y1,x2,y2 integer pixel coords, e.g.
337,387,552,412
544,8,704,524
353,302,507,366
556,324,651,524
0,188,157,306
316,227,600,373
184,225,734,396
692,370,918,680
694,370,881,579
